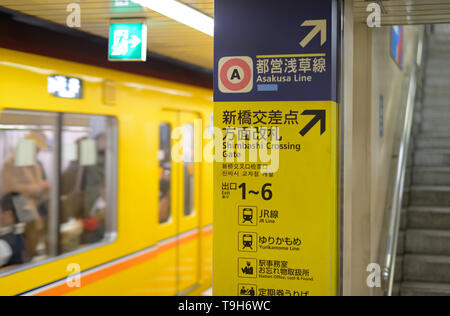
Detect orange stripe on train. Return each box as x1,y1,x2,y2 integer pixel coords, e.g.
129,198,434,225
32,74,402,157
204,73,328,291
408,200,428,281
33,229,206,296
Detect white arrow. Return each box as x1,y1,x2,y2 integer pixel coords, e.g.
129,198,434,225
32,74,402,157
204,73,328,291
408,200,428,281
300,19,327,48
129,35,142,48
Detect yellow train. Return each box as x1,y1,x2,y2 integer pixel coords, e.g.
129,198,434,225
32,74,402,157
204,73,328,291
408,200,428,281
0,48,213,296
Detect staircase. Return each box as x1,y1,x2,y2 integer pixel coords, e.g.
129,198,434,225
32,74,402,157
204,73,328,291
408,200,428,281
399,31,450,296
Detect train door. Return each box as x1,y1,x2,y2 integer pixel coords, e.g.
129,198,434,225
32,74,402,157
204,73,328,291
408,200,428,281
177,112,201,294
158,110,201,295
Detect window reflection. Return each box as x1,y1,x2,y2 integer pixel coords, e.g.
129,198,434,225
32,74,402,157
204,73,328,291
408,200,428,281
159,123,171,224
60,115,111,253
0,110,117,273
0,111,55,270
183,124,195,217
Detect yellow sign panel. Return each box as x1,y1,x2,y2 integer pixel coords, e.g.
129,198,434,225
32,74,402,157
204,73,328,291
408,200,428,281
214,101,339,296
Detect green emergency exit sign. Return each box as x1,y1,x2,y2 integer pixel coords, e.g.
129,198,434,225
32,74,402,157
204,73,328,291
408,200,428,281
108,22,147,62
111,0,143,14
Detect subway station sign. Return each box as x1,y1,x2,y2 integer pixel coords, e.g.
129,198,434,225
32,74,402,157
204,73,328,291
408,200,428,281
213,0,340,296
108,22,147,61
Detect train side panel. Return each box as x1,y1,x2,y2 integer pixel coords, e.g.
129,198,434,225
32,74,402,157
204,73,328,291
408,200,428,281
0,48,213,296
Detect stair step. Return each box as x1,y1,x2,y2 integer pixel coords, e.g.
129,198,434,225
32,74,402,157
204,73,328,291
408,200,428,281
426,63,450,72
402,188,410,208
400,208,407,230
428,48,450,57
433,26,450,33
425,77,450,88
395,256,404,283
417,130,450,138
424,95,450,107
428,54,450,63
422,114,450,124
408,207,450,230
413,167,450,186
427,58,450,65
426,61,450,71
392,283,401,296
422,108,450,120
406,230,450,256
426,66,450,76
429,37,450,45
425,85,450,96
405,170,412,187
410,186,450,207
429,40,450,46
422,105,450,114
414,150,450,167
403,254,450,283
401,282,450,296
422,121,450,133
398,231,405,255
415,136,450,149
428,51,450,60
429,40,450,50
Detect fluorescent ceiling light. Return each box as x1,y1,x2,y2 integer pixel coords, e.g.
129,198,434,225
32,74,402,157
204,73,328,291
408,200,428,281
132,0,214,37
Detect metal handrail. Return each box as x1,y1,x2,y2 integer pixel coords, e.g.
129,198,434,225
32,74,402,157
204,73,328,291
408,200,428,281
383,30,426,296
383,68,416,295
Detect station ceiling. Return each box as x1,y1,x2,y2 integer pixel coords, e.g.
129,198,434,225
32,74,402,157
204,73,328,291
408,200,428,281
1,0,450,71
0,0,214,70
354,0,450,25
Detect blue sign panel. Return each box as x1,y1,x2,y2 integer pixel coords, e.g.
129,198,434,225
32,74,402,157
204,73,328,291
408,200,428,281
214,0,339,103
391,26,404,69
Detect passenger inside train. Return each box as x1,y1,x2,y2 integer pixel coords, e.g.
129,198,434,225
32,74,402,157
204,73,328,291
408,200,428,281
0,111,115,271
1,131,50,263
0,193,27,268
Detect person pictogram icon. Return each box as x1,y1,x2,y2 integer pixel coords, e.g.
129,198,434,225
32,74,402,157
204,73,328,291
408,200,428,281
240,286,256,296
242,261,254,275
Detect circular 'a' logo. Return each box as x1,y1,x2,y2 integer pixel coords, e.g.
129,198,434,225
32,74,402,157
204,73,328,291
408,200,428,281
218,56,254,93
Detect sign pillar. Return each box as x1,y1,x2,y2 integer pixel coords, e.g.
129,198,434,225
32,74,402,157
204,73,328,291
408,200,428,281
213,0,341,296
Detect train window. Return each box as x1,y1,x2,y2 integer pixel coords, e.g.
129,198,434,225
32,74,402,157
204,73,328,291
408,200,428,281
60,114,117,254
183,124,195,217
0,110,56,271
159,123,171,224
0,109,117,274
